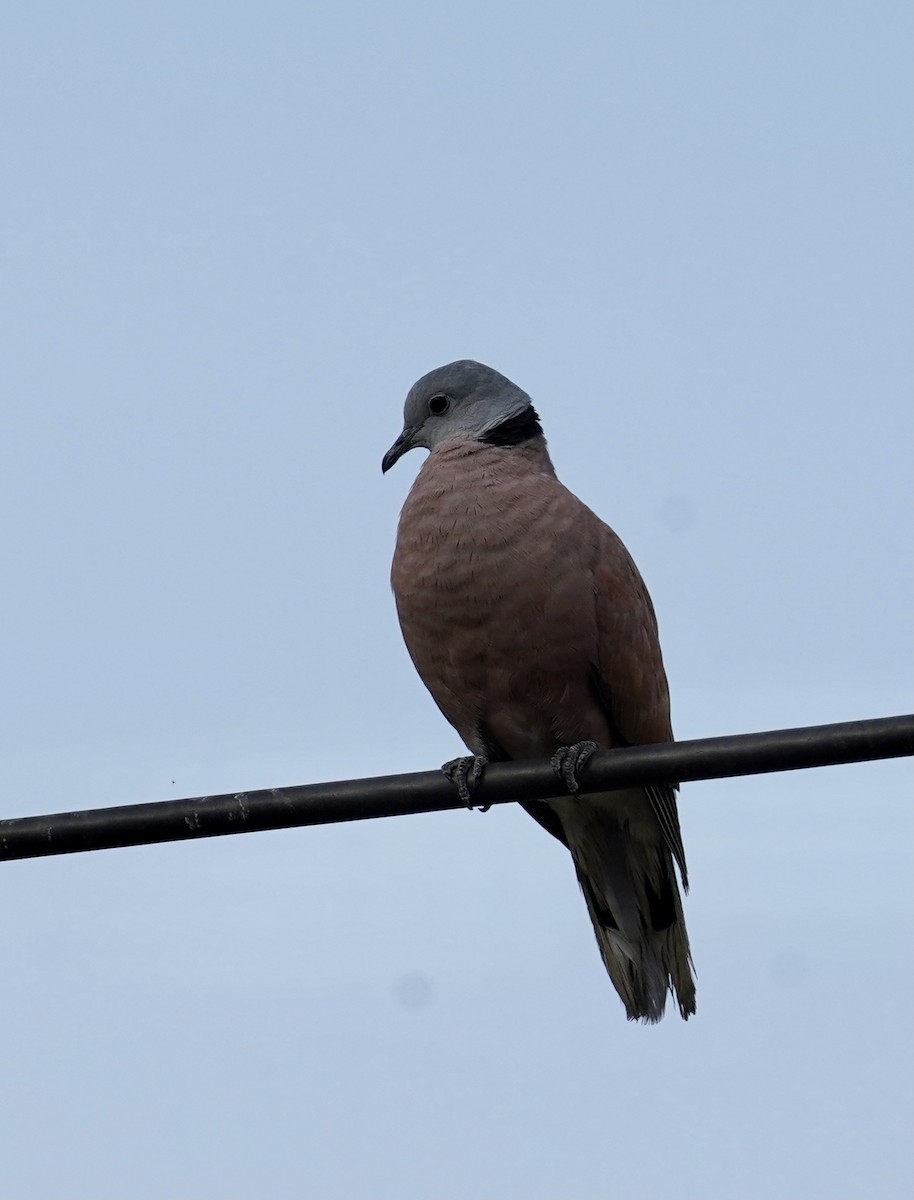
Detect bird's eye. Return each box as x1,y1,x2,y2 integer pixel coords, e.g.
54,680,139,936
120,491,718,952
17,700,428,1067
428,394,450,416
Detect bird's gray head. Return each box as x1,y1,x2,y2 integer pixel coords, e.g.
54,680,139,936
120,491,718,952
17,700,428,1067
381,359,542,473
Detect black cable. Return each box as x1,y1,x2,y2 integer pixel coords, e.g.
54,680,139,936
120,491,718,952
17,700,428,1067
1,714,911,863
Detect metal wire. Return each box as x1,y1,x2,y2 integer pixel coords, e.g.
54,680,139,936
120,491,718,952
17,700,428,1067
1,714,911,863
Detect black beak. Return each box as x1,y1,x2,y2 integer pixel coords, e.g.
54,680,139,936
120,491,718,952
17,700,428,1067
381,428,415,474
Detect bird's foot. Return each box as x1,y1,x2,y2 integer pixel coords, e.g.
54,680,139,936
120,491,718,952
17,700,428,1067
442,755,489,811
551,741,598,795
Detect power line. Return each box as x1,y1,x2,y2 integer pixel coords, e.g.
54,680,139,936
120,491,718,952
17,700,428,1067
1,714,911,863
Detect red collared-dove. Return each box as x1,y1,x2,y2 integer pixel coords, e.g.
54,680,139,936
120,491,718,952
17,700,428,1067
383,360,695,1022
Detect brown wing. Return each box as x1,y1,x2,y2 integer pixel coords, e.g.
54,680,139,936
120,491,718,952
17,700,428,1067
591,521,688,886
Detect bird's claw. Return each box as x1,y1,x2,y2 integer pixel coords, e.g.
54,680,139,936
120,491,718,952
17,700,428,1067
551,740,598,795
442,755,489,811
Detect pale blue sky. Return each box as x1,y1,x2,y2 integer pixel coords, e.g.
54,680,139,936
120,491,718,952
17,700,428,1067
1,3,911,1198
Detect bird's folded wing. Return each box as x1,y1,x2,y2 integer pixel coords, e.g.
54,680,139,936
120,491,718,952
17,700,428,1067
591,523,689,886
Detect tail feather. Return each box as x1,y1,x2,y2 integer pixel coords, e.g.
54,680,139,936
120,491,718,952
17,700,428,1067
558,789,695,1022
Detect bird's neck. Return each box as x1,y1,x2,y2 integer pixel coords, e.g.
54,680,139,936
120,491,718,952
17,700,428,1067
479,404,544,448
421,430,557,482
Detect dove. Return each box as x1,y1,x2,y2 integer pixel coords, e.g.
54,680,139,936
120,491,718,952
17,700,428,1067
382,360,695,1022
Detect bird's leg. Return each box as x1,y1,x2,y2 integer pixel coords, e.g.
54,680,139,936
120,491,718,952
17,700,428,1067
441,755,489,811
550,740,598,795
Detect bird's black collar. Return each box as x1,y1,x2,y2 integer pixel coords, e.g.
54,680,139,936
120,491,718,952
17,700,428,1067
480,404,543,448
